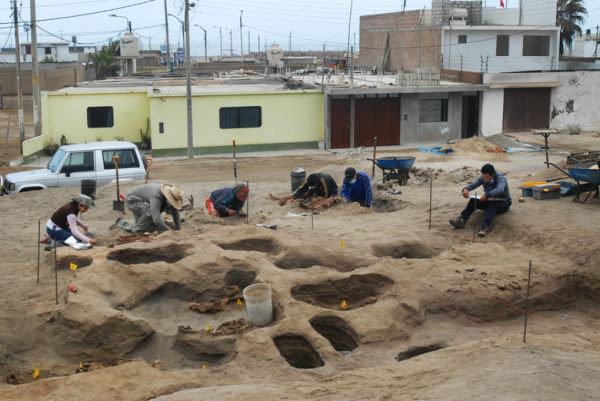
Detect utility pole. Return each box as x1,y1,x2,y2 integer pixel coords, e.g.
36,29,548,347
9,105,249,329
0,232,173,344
12,0,25,152
195,25,207,62
247,30,250,55
258,35,260,57
214,26,222,59
240,10,244,63
289,30,292,54
184,0,193,159
594,25,599,58
228,28,233,57
163,0,172,72
346,0,353,69
30,0,41,137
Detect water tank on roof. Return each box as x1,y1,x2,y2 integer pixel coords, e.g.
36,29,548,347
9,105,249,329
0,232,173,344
267,43,283,67
120,32,139,58
450,8,468,25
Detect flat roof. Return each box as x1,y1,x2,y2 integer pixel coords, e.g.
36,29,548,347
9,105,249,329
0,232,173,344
326,83,486,95
442,25,560,31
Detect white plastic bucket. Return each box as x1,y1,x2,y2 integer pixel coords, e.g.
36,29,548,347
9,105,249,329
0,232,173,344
243,283,273,327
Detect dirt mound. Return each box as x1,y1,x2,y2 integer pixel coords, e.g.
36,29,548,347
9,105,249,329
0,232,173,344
372,239,441,259
449,137,498,153
274,249,371,272
272,334,324,369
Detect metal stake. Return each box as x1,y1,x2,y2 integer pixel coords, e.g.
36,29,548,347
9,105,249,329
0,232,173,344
472,193,477,243
246,180,249,224
232,140,238,185
311,211,314,230
54,240,58,305
428,176,433,231
523,260,532,343
371,136,378,179
37,220,40,284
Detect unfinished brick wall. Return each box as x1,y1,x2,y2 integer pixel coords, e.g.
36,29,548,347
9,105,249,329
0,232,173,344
440,68,482,84
0,65,84,95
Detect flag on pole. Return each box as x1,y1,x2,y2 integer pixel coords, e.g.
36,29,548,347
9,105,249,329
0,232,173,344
500,0,505,7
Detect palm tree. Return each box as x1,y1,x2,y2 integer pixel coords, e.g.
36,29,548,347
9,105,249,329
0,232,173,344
557,0,588,55
89,41,121,80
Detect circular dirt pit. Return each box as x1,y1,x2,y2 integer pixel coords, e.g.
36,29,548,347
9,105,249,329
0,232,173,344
309,316,358,352
274,250,370,272
216,237,280,254
56,255,93,270
273,334,324,369
291,274,394,311
224,268,257,291
372,240,440,259
106,244,191,265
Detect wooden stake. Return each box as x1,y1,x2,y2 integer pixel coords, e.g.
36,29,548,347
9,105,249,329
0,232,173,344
472,193,477,243
428,176,433,231
37,220,40,284
54,240,58,305
311,211,314,230
232,140,238,185
371,136,378,179
523,260,532,343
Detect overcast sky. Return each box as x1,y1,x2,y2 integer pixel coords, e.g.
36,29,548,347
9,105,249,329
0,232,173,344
1,0,599,56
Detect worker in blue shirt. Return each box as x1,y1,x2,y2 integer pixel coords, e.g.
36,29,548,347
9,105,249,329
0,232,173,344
341,167,373,207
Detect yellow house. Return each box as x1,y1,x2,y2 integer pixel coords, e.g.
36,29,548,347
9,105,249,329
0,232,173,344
23,84,324,160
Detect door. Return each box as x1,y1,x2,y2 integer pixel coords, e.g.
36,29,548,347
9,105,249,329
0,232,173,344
330,98,350,148
354,96,400,147
461,95,479,139
59,151,96,187
503,88,550,133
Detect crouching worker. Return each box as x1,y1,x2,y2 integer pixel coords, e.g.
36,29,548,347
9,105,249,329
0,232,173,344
449,163,511,237
47,194,96,246
116,183,183,232
293,173,338,200
206,183,248,217
341,167,372,207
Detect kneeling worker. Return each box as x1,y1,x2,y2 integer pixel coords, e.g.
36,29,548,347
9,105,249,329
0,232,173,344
116,183,184,232
449,163,511,237
207,183,249,217
46,194,96,246
293,172,338,200
341,167,372,207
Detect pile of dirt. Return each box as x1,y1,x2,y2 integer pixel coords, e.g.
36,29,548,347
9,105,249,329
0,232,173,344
525,161,568,182
449,137,499,153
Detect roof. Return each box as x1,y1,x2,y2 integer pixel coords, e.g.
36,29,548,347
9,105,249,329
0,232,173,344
441,25,560,32
59,141,138,152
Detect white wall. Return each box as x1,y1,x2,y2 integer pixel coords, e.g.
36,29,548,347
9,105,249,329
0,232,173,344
442,27,559,73
482,8,519,25
481,88,504,136
550,71,600,133
521,0,557,26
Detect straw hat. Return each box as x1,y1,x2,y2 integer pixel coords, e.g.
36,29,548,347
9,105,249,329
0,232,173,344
161,184,184,210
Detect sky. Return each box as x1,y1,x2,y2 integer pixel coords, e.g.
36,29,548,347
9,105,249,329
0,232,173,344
1,0,599,56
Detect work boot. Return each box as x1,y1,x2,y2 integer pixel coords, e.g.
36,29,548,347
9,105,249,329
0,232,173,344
449,216,466,229
109,217,123,231
478,224,492,237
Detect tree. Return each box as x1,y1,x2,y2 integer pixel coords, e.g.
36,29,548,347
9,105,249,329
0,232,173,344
89,41,121,80
557,0,588,55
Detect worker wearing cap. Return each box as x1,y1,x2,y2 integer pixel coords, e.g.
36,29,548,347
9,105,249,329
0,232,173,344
207,183,249,217
292,173,338,200
341,167,373,207
46,194,96,245
116,183,184,232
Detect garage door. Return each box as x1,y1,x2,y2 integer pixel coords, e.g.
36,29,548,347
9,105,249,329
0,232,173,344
355,97,400,147
503,88,550,133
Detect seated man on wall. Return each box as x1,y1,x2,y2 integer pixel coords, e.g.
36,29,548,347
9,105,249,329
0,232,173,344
449,163,511,237
341,167,373,207
206,183,249,217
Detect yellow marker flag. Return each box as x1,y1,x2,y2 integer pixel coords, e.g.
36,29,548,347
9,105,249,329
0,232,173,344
205,324,212,333
32,368,40,379
69,263,78,271
339,240,346,249
236,298,244,307
79,361,83,369
202,363,208,370
340,299,349,310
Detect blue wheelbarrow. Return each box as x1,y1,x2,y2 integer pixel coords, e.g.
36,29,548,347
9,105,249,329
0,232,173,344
546,161,600,203
368,156,416,186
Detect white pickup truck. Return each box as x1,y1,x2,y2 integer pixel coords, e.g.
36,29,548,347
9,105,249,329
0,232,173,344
1,141,147,194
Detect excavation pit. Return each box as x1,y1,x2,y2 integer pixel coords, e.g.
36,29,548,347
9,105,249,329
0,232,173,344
273,334,324,369
372,240,441,259
224,268,257,290
372,197,407,213
274,250,370,272
396,342,447,361
216,237,281,254
106,244,191,265
309,316,358,352
291,274,394,311
56,255,93,270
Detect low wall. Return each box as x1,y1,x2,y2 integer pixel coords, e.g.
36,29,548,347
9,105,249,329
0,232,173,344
550,71,600,133
22,135,46,160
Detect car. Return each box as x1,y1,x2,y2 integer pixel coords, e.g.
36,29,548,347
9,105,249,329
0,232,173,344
1,141,148,195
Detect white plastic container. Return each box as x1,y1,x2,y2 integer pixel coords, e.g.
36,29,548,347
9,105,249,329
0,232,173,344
243,283,273,327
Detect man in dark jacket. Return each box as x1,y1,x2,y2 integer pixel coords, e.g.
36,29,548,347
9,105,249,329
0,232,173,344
341,167,373,207
449,163,511,237
208,183,248,217
292,173,338,199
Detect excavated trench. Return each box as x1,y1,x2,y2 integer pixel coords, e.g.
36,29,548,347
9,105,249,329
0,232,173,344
309,316,358,352
396,342,447,361
273,334,325,369
56,255,93,270
274,250,371,272
106,244,191,265
291,274,394,311
216,237,281,254
372,240,441,259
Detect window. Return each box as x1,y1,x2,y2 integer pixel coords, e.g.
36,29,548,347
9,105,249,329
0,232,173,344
219,106,262,129
419,99,448,123
25,45,31,55
87,107,114,128
458,35,467,44
60,151,94,174
523,35,550,56
44,47,52,55
102,149,140,169
496,35,509,56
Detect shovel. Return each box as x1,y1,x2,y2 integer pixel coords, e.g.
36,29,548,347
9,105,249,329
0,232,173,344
112,155,125,212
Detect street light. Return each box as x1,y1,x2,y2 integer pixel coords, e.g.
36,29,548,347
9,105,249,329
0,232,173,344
109,13,131,33
225,27,233,57
194,24,207,63
213,26,223,59
168,13,184,65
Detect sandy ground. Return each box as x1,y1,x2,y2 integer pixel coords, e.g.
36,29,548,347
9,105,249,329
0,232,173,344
0,127,600,400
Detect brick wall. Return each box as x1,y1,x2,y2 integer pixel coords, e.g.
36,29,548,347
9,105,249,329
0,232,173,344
440,68,482,84
0,65,84,95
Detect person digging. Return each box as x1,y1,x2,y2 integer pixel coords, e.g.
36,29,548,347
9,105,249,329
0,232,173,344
115,183,184,233
449,163,511,237
44,194,97,248
341,167,373,207
206,183,249,218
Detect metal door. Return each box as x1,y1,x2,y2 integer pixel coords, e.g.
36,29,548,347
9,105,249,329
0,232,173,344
330,98,350,148
354,97,400,147
503,88,550,133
